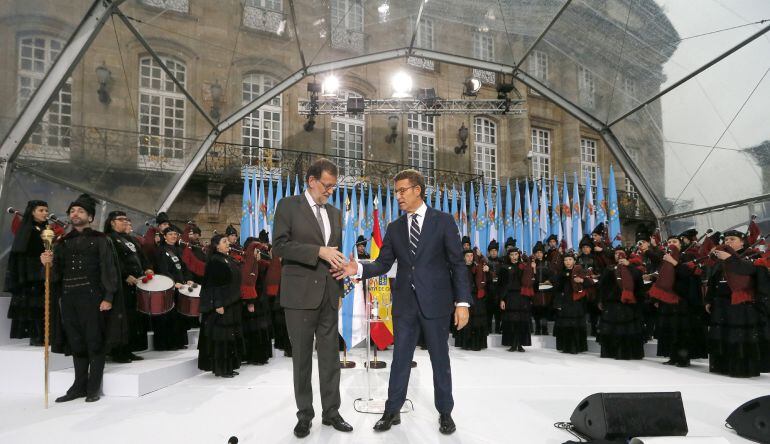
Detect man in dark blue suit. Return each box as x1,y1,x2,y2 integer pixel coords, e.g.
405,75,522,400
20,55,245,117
334,169,471,434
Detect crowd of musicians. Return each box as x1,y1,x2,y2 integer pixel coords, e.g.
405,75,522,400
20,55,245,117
454,221,770,378
5,196,289,403
5,196,770,403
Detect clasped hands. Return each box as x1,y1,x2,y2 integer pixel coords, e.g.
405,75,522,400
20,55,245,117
319,246,358,280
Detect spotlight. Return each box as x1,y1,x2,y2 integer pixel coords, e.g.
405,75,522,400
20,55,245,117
391,71,413,98
321,75,339,97
463,77,481,97
307,82,322,93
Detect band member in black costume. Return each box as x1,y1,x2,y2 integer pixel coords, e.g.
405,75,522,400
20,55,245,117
455,250,488,351
531,241,553,335
198,234,243,377
153,225,193,351
41,194,122,403
597,248,645,360
356,235,370,260
485,240,503,334
104,211,152,362
553,252,592,354
706,230,770,377
240,237,273,365
5,200,61,345
498,247,533,352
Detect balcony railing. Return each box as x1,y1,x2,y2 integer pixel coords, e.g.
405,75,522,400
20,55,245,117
242,2,287,35
140,0,189,14
331,26,366,53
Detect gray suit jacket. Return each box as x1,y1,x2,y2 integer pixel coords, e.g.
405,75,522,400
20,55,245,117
273,194,344,310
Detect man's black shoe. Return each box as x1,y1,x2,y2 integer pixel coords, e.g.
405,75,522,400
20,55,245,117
373,412,401,431
439,413,456,435
322,415,353,432
293,420,311,438
55,392,86,403
128,353,144,361
85,395,100,403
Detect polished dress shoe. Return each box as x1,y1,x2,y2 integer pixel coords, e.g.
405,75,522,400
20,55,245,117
517,346,525,352
293,420,311,438
373,412,401,431
439,413,456,435
85,395,101,403
322,415,353,432
55,392,86,403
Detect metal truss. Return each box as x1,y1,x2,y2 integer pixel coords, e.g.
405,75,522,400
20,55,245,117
297,98,527,116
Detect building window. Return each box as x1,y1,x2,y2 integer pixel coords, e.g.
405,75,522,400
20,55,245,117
17,35,71,161
408,113,435,185
331,0,365,52
242,73,282,170
578,65,595,108
625,177,638,199
472,31,496,84
529,50,548,84
141,0,189,14
407,18,434,70
623,77,637,99
243,0,286,34
580,138,598,187
138,56,187,171
331,90,364,180
531,127,551,181
474,117,497,183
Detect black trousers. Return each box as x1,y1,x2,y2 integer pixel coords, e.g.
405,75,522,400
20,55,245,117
284,290,341,422
60,293,106,396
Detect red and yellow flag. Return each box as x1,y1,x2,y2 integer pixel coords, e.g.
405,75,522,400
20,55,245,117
368,207,394,350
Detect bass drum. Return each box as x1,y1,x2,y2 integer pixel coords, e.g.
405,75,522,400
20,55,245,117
136,274,175,315
177,283,201,317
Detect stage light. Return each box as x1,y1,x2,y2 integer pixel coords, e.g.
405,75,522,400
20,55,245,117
321,75,339,97
463,77,481,97
391,71,413,98
303,116,315,132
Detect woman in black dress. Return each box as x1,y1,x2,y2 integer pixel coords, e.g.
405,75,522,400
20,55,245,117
153,225,193,351
240,237,272,365
498,248,533,352
455,249,488,351
4,200,53,345
597,248,645,360
553,253,591,354
198,234,242,377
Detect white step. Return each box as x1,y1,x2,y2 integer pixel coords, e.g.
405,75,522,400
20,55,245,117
0,342,73,394
50,349,202,397
486,332,659,356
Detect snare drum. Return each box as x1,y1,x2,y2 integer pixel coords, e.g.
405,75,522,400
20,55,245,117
136,274,175,315
177,284,202,317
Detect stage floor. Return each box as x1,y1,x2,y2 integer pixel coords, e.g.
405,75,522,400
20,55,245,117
0,340,767,444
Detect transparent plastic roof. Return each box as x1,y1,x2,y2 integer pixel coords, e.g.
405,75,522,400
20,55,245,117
0,0,768,224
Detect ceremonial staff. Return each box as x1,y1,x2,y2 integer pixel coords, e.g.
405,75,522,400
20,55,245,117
41,224,55,409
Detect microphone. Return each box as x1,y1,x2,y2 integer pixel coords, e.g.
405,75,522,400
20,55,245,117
7,207,17,214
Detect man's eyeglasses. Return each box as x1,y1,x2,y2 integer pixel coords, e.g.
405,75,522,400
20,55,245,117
395,185,418,195
312,177,337,192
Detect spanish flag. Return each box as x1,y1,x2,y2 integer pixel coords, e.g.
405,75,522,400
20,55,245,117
369,205,394,350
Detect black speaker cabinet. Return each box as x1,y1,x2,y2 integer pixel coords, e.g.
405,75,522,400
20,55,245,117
570,392,688,440
727,395,770,443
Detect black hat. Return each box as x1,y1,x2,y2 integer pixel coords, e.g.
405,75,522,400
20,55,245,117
579,235,594,249
679,228,698,241
162,224,182,235
462,249,474,256
104,210,127,233
258,229,269,243
546,234,558,244
210,233,225,252
504,237,516,249
487,239,499,252
155,212,170,226
225,224,238,236
532,241,545,254
635,230,651,243
563,249,578,259
190,225,202,235
356,235,368,246
461,235,471,245
67,194,96,217
507,246,521,255
722,229,746,240
25,200,48,214
591,223,605,236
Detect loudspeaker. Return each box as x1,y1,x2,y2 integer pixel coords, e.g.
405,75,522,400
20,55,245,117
346,97,365,114
570,392,688,440
726,395,770,443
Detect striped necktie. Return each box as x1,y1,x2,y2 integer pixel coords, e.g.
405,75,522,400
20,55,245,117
409,213,421,257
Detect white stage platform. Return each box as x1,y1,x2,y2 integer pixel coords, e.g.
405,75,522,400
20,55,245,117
1,334,767,444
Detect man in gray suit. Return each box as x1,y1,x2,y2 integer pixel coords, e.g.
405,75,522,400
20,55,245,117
272,158,353,438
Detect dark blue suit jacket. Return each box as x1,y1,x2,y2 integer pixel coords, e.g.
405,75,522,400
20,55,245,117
362,206,472,319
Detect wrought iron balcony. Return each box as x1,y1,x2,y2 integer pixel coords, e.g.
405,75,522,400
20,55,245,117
242,2,287,35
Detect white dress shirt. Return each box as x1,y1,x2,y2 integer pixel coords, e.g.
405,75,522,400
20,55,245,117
356,201,468,307
304,190,330,246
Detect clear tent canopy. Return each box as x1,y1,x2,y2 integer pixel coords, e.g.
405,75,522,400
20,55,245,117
0,0,769,237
